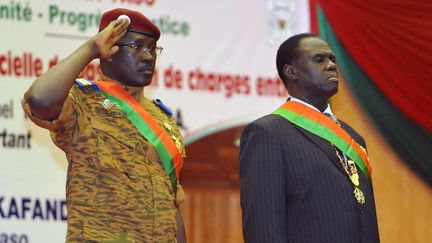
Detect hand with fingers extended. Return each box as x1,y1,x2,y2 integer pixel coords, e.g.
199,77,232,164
93,18,130,60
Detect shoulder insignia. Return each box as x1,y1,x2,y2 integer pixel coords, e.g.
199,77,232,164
75,78,96,89
153,98,173,117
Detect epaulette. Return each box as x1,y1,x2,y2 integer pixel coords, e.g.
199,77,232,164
75,78,98,89
153,98,173,117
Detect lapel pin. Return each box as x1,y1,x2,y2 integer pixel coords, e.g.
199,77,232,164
99,99,115,110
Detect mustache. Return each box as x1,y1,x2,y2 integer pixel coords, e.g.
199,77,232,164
137,61,154,69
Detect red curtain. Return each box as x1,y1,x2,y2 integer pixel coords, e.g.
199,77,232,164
313,0,432,131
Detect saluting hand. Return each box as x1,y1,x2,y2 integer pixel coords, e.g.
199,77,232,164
92,18,129,60
25,16,130,121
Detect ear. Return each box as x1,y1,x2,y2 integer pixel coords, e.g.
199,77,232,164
283,64,297,80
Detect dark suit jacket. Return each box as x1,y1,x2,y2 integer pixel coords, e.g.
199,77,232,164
240,114,380,243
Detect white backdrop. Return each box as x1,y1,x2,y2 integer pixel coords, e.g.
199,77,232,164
0,0,309,241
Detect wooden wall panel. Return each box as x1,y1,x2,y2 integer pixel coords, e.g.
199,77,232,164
181,188,243,243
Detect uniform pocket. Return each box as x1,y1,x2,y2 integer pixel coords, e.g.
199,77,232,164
93,167,130,210
83,224,136,243
90,118,140,171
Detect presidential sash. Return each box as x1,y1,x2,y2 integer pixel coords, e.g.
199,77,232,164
273,101,372,179
76,78,182,193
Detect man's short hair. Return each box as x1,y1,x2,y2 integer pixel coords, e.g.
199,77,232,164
276,33,318,84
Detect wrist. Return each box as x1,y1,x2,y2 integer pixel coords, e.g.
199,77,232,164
83,37,101,60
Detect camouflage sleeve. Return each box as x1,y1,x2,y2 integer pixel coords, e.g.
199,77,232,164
50,85,83,151
22,86,78,132
22,85,82,152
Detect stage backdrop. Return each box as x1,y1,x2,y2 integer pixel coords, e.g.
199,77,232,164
0,0,309,241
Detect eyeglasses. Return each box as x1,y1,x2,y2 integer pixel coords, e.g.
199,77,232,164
117,42,163,56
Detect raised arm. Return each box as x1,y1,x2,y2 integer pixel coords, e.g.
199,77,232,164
25,18,129,120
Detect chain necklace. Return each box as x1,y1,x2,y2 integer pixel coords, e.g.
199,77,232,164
329,118,365,205
324,113,366,205
334,146,366,205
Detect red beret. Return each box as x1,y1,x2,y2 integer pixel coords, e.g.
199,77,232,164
99,8,160,41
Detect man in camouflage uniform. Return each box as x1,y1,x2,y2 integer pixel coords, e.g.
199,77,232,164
22,8,186,243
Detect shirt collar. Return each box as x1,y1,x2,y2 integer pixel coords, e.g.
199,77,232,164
289,97,334,116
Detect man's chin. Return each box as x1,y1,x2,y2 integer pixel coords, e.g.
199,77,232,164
141,78,153,87
128,82,151,88
121,77,152,87
328,87,339,97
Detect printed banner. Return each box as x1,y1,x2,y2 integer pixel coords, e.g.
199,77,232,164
0,0,309,241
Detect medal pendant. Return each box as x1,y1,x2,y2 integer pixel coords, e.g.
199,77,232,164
171,135,183,154
99,99,115,110
350,174,360,186
354,187,365,205
164,121,173,132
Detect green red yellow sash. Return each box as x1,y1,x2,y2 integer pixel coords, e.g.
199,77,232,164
76,78,182,193
272,101,372,179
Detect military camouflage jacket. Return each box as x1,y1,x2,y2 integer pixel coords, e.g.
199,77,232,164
23,82,186,243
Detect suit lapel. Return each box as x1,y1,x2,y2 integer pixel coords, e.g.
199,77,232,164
293,125,342,171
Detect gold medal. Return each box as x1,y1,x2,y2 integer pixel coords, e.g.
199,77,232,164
354,187,366,205
349,174,360,186
164,121,173,132
335,151,365,205
171,135,183,154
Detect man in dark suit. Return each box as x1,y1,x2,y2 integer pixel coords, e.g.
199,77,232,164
239,33,380,243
